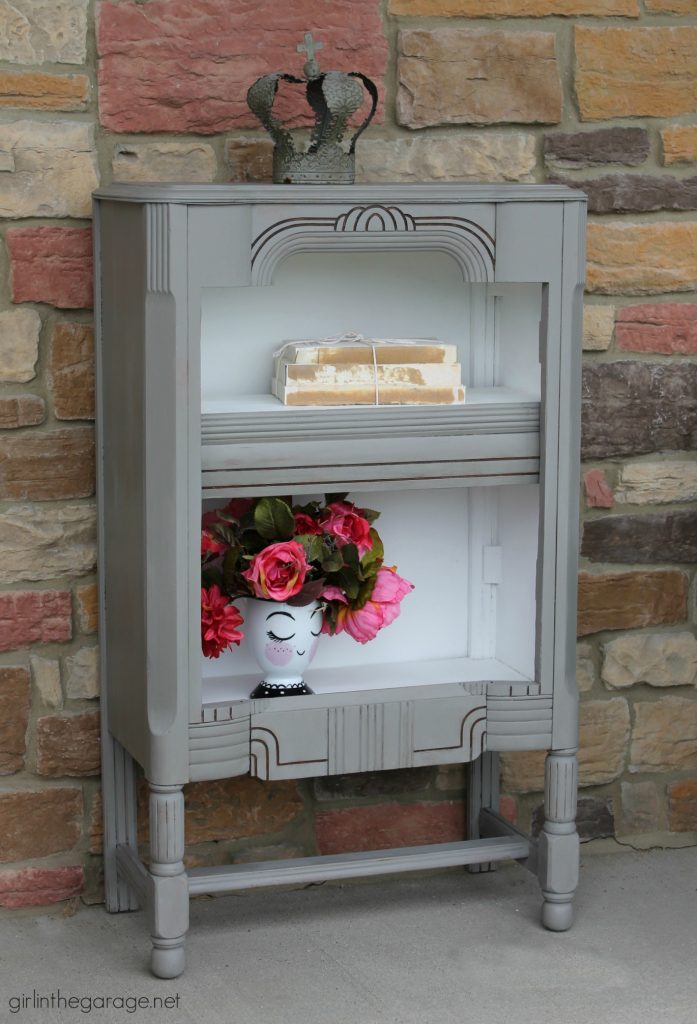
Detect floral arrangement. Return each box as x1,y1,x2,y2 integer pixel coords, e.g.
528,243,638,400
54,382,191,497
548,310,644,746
201,495,413,659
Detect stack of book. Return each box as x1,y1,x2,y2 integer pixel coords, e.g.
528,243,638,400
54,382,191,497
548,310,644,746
271,339,465,407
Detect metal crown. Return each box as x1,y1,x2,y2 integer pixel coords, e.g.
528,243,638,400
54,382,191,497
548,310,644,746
246,32,378,185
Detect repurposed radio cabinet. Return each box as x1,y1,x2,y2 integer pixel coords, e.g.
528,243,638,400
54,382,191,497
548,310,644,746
94,183,586,979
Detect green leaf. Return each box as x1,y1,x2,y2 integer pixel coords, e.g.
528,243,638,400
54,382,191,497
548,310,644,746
341,543,360,571
298,533,323,563
325,492,348,506
333,569,359,600
362,529,384,569
254,496,295,540
354,574,378,610
321,549,344,573
361,507,380,524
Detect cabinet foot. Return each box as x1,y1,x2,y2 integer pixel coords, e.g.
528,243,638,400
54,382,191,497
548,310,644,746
541,898,574,932
537,748,579,932
151,938,186,979
148,783,189,979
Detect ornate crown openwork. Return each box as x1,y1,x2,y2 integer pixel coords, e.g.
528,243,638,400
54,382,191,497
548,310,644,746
247,33,378,185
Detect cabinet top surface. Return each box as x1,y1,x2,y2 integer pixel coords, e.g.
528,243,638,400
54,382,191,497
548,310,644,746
93,182,587,205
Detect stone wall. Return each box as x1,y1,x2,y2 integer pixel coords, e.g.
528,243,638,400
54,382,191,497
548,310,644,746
0,0,695,910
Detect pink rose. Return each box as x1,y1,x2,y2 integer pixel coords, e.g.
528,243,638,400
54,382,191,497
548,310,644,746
294,511,323,536
323,567,413,644
242,540,309,601
321,501,373,558
201,585,244,659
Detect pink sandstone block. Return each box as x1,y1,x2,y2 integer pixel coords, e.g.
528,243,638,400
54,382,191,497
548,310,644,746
0,591,72,653
616,303,697,354
97,0,387,134
0,866,83,908
584,469,614,509
315,800,464,855
7,228,93,310
499,795,519,826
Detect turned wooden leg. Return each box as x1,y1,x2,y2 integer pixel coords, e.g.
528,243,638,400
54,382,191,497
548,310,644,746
102,735,139,913
467,751,499,874
148,784,189,979
538,748,579,931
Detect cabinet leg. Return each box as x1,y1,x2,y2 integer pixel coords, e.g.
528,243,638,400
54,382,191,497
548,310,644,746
102,734,139,912
148,784,189,979
467,751,499,873
538,748,579,932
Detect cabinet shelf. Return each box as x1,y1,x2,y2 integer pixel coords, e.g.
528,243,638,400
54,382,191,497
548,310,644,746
201,389,540,493
201,654,533,707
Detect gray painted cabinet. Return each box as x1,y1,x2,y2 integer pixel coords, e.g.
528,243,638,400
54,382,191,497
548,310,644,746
94,183,585,979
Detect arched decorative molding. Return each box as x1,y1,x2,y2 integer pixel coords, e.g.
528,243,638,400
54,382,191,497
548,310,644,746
251,204,495,285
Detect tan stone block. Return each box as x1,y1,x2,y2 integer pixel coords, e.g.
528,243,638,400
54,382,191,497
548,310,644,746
0,395,45,429
397,30,561,129
0,787,82,862
630,698,697,772
0,309,40,383
602,632,697,689
0,428,95,501
182,776,303,844
227,138,273,183
668,778,697,832
583,305,614,351
576,27,697,121
50,322,94,420
0,121,98,220
30,655,62,709
577,642,597,692
391,0,637,11
356,133,536,183
64,646,99,700
500,750,546,794
0,667,30,774
578,571,688,637
662,125,697,165
76,583,97,634
646,0,697,10
586,222,697,295
615,461,697,506
579,698,630,785
0,503,96,584
0,0,88,65
620,780,662,834
0,70,88,110
112,142,217,183
36,711,100,777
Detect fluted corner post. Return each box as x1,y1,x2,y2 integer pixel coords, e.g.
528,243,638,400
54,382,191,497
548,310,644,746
538,749,579,932
148,784,189,979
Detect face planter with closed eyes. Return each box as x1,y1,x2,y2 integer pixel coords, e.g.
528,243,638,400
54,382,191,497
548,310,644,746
246,599,323,698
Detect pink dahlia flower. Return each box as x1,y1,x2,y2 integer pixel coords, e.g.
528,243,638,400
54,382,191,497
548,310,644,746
201,529,226,559
201,585,244,658
242,540,309,601
321,501,373,558
323,567,414,644
294,511,323,536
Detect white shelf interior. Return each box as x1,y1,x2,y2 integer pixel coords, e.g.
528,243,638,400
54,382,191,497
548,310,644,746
199,251,543,405
201,484,539,701
202,656,531,704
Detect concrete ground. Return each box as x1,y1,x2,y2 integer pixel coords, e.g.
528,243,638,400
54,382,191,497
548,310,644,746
0,846,695,1024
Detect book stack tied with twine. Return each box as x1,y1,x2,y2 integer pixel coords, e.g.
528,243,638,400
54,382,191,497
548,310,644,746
271,333,466,407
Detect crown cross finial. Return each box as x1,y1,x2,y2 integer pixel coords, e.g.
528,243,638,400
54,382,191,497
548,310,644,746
297,32,323,62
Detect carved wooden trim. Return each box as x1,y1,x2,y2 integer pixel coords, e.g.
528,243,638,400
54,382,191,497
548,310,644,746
146,203,171,293
149,784,185,875
251,205,495,284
